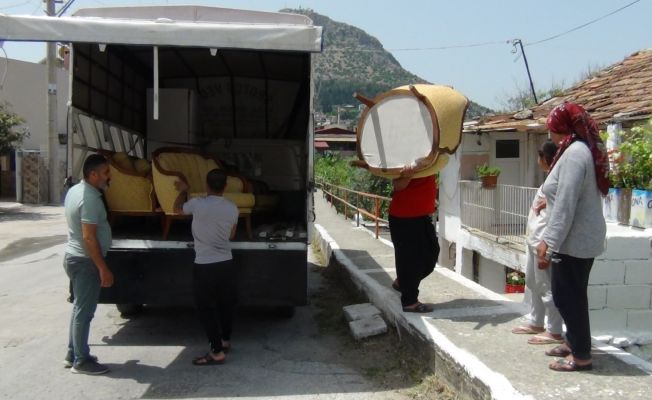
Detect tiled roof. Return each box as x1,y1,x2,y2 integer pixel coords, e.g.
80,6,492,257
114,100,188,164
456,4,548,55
467,49,652,133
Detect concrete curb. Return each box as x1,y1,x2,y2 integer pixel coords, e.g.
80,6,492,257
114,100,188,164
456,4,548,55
314,223,534,400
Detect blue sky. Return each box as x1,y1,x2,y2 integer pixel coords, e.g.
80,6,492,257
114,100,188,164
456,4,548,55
1,0,649,110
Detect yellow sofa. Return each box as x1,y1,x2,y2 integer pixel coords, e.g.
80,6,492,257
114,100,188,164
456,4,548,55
101,151,159,223
152,147,256,239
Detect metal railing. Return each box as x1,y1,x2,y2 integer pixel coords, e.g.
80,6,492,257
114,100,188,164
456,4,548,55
459,180,538,250
317,180,391,239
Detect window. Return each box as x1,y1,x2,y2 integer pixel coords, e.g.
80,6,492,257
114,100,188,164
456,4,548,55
495,139,519,158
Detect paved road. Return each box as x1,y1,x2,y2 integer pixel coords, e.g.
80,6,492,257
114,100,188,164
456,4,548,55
0,237,412,400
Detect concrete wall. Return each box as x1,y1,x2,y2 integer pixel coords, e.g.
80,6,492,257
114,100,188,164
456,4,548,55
0,58,69,201
0,58,69,151
589,224,652,335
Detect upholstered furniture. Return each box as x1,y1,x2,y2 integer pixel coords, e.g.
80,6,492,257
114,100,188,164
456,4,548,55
101,151,159,223
152,147,256,239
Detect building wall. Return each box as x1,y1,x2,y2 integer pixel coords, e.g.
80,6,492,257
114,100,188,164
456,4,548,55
589,224,652,334
0,58,69,201
0,58,69,151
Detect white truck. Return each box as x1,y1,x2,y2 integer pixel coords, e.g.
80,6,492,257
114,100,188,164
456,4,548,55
1,6,323,316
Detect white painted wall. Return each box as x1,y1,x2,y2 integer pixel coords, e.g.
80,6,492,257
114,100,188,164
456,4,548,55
0,58,69,151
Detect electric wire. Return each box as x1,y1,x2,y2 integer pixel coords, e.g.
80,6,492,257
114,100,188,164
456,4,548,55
325,0,641,53
525,0,641,46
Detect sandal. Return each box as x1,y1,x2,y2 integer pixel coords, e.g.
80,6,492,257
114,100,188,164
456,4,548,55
192,353,225,366
391,280,401,292
402,303,434,313
528,334,564,345
511,325,545,335
545,345,572,357
549,358,593,372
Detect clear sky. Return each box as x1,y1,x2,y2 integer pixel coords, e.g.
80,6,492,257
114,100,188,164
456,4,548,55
1,0,649,110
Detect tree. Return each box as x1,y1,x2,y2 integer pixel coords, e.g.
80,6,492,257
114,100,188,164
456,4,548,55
498,80,566,112
0,103,27,154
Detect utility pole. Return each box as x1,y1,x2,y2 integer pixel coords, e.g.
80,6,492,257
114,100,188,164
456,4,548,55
512,39,538,105
46,0,59,203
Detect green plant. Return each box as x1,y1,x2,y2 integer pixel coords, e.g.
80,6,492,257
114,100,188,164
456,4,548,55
609,119,652,190
475,163,501,178
506,271,525,285
0,102,27,153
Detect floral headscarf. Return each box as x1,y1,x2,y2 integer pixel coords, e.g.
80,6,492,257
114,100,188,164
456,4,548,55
546,102,610,195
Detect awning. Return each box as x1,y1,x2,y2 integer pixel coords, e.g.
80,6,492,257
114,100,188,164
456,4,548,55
314,141,329,149
0,10,323,53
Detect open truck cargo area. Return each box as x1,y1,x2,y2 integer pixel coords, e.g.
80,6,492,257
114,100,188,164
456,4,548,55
0,6,323,314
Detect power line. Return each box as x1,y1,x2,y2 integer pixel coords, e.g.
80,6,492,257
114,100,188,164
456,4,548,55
326,0,641,53
525,0,641,46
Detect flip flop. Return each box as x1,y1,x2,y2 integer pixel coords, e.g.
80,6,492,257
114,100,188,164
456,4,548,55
192,353,225,366
402,303,434,313
549,358,593,372
528,334,564,345
511,325,545,334
545,345,572,357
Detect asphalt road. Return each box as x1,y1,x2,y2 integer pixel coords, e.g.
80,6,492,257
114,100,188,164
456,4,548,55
0,242,411,400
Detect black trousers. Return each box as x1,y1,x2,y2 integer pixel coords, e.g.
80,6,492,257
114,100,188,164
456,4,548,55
551,253,594,360
193,260,236,354
389,215,439,306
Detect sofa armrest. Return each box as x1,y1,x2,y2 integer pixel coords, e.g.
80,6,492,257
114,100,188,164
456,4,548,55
105,165,155,212
153,162,188,215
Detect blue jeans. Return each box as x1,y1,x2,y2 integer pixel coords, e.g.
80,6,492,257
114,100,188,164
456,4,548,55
63,253,101,363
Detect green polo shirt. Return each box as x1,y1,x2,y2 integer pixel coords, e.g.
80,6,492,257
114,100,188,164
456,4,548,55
64,180,112,257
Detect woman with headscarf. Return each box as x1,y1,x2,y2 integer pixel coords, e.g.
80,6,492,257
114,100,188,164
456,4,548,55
537,102,608,372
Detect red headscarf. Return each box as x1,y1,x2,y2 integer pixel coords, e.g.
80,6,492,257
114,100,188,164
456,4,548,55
546,102,610,195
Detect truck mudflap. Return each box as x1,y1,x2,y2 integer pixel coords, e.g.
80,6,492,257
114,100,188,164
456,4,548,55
100,240,308,308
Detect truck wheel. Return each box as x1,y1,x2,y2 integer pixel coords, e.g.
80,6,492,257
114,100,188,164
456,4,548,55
276,306,295,318
116,304,143,317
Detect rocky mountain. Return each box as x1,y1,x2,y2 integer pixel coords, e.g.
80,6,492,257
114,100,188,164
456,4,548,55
282,8,492,119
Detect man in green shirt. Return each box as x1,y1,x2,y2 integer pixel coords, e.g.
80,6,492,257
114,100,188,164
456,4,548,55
63,154,114,375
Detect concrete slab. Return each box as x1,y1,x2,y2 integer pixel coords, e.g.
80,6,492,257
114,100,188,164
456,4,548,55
349,315,388,340
343,303,381,322
313,190,652,400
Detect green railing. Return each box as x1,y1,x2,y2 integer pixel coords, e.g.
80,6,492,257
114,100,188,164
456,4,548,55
317,180,391,239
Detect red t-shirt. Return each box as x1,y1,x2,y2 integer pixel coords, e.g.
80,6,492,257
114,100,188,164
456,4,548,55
389,175,438,218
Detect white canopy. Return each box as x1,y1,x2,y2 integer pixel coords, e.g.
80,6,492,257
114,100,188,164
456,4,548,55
0,6,322,53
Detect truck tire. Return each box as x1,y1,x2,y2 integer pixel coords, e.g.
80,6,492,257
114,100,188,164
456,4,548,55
116,304,143,317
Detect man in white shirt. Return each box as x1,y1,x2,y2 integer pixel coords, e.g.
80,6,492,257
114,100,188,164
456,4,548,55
174,169,239,365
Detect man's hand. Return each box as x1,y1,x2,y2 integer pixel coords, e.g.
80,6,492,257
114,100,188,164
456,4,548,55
174,180,189,192
99,267,114,288
399,163,417,178
533,198,547,216
536,241,550,269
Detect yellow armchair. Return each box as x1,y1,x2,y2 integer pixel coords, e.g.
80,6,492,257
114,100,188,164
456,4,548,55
152,147,255,239
101,151,159,223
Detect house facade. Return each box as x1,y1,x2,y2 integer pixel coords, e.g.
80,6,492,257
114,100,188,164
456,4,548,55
0,58,68,202
439,49,652,336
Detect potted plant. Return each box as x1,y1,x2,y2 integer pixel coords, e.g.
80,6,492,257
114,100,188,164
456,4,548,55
476,163,501,188
505,270,525,293
608,119,652,227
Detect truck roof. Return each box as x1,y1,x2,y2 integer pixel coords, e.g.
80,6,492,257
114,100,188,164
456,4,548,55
0,6,322,52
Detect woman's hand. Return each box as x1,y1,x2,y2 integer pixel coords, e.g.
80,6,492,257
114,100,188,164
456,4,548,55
533,198,547,215
536,241,551,269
